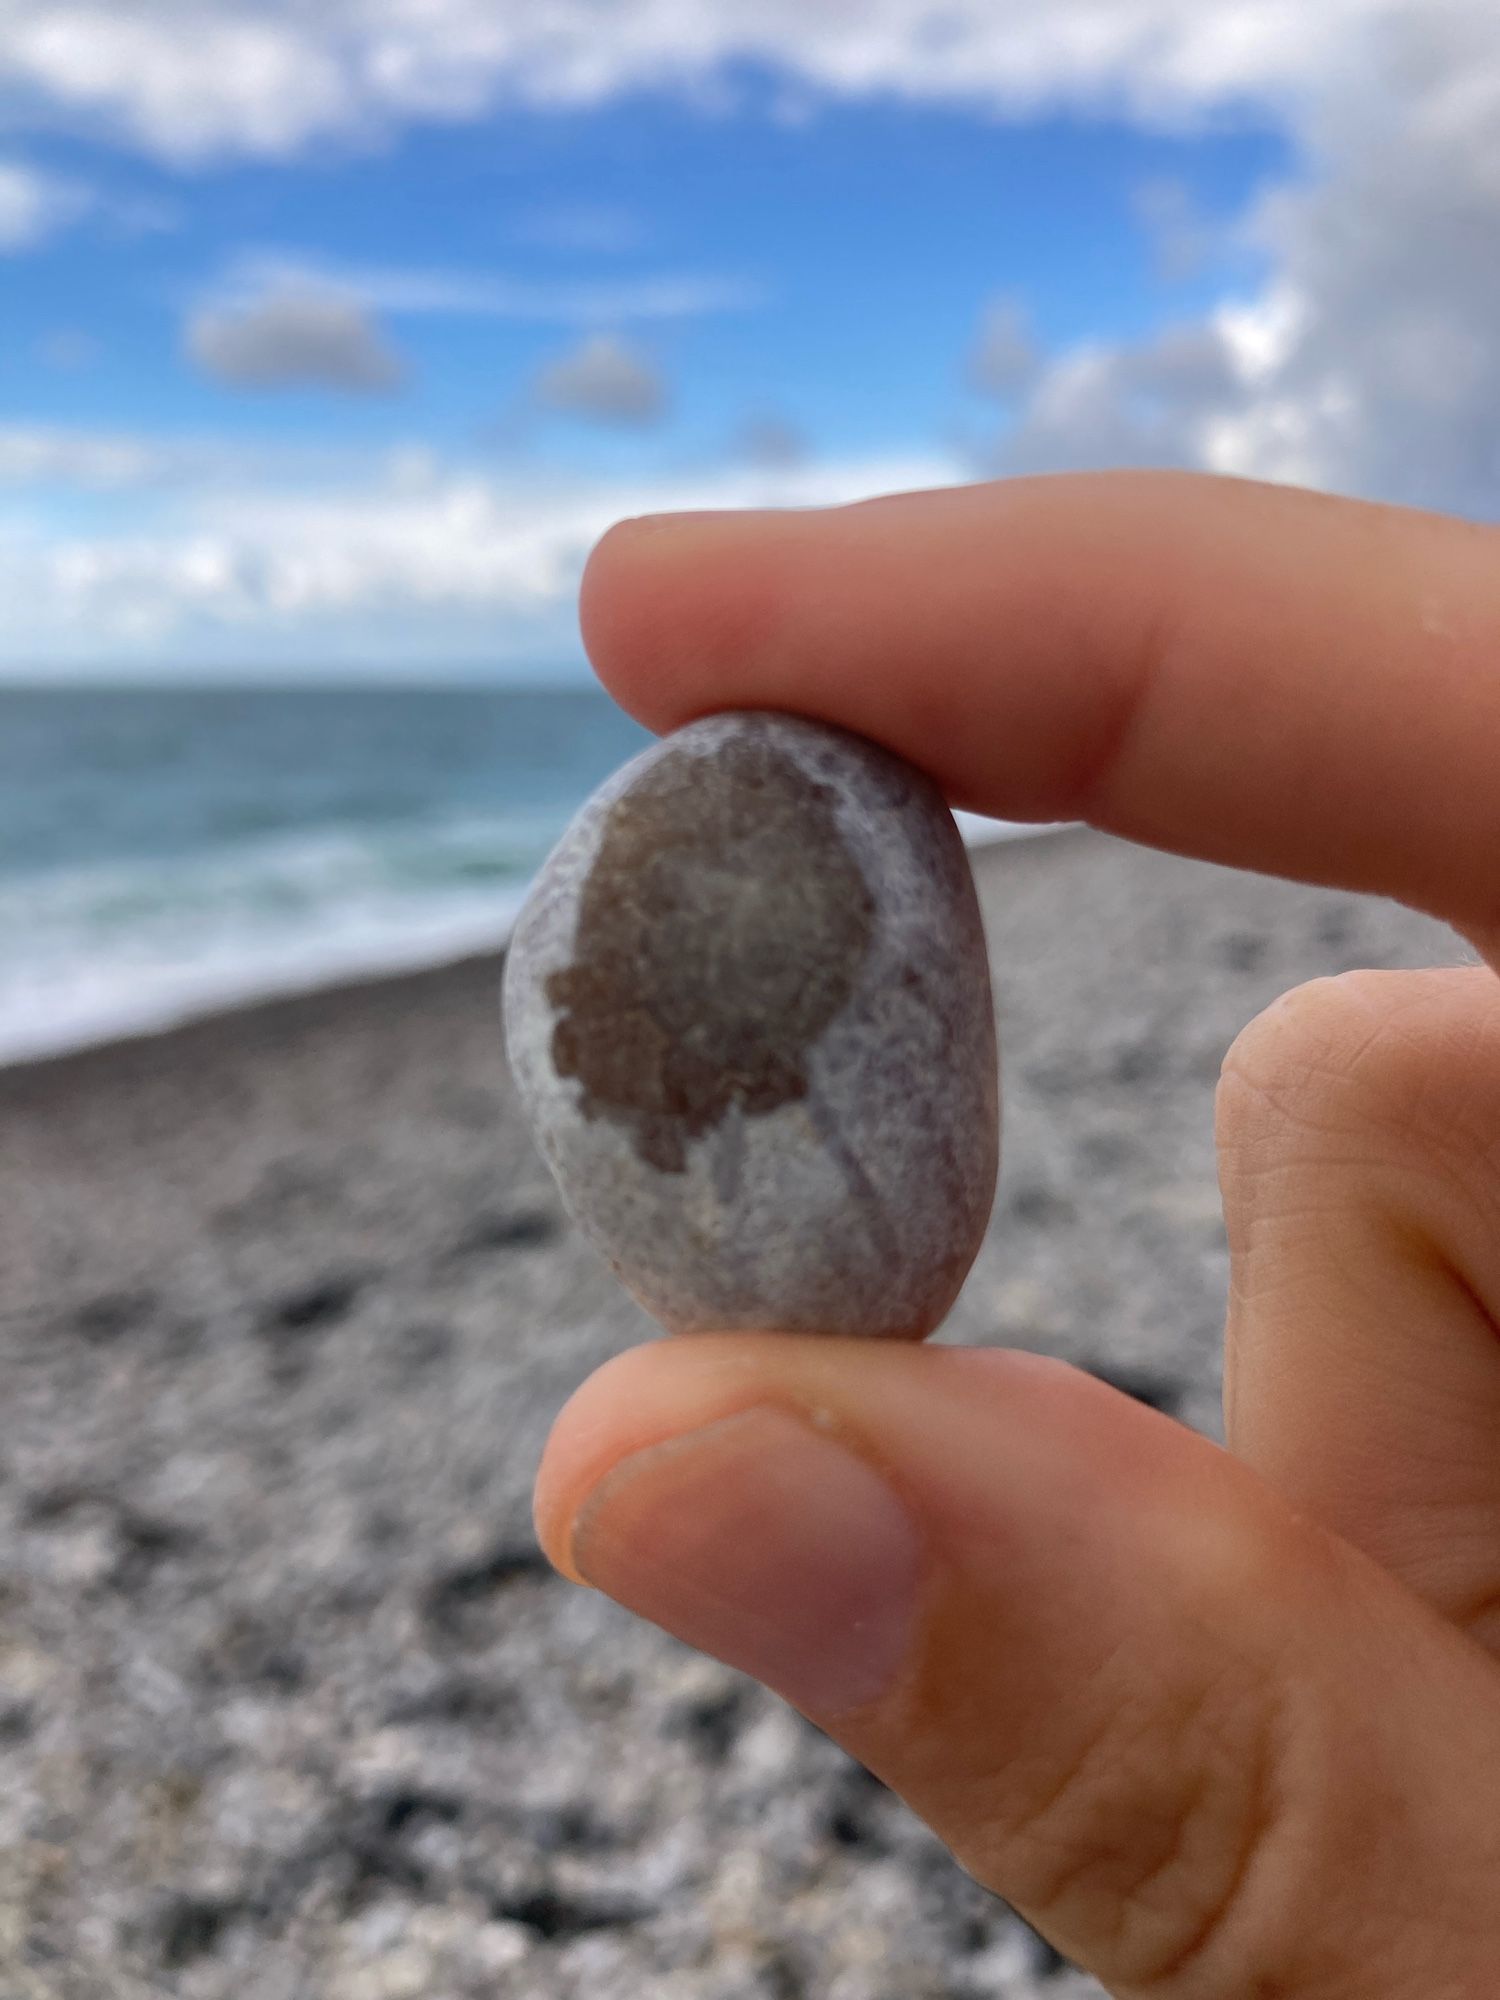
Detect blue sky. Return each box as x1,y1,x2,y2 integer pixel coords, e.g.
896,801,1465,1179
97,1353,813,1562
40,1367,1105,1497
0,4,1496,678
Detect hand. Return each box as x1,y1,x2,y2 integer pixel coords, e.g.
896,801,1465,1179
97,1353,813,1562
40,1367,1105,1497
533,472,1500,1997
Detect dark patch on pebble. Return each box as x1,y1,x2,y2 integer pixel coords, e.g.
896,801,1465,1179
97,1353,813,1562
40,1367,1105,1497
545,725,876,1173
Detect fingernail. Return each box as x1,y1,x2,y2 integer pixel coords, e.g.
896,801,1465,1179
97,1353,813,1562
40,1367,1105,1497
570,1408,923,1717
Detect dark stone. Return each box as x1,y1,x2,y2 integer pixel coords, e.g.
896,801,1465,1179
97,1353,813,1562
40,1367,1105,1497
670,1685,750,1763
264,1274,362,1336
424,1539,552,1636
491,1886,645,1941
156,1895,239,1969
112,1511,198,1592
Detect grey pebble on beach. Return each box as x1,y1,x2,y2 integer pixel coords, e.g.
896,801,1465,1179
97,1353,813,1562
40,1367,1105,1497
504,712,999,1340
0,827,1466,1999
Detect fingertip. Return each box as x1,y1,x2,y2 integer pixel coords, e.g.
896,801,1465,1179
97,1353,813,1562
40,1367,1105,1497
579,508,796,733
532,1342,664,1582
533,1334,792,1584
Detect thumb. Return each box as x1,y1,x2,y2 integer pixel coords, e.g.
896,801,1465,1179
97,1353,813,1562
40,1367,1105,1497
535,1336,1500,1998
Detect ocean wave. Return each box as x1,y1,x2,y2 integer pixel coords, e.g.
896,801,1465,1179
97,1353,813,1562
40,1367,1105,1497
1,809,1064,1067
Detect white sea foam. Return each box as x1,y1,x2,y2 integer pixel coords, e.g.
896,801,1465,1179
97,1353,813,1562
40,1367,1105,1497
1,807,1066,1068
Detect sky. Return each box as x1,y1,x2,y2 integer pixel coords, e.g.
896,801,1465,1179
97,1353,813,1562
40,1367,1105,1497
1,1,1498,680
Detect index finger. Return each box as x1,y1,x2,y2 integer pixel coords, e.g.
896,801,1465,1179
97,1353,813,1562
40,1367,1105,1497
580,472,1500,938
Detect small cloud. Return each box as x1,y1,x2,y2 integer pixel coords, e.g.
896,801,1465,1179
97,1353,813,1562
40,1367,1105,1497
218,252,762,324
512,203,648,256
736,413,809,468
534,334,668,425
0,161,87,251
968,296,1040,399
37,328,102,371
187,290,406,394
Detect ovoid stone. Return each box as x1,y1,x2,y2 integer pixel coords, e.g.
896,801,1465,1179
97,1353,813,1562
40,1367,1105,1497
503,711,1000,1339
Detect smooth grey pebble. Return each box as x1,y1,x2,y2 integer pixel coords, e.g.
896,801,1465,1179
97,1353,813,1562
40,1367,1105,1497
503,711,1000,1338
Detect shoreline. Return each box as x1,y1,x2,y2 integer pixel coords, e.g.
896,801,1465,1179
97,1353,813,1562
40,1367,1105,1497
0,817,1072,1081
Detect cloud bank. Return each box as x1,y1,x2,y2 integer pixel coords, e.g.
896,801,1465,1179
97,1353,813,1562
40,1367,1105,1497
5,1,1500,669
3,3,1497,516
0,438,959,667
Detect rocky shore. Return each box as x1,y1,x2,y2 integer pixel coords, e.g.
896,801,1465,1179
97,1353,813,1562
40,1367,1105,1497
0,828,1462,1998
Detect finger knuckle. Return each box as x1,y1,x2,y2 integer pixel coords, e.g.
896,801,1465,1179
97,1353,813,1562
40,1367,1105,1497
996,1655,1297,1993
1217,971,1440,1168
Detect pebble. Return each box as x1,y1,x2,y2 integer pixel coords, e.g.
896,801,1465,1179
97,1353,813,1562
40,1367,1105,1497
503,711,999,1338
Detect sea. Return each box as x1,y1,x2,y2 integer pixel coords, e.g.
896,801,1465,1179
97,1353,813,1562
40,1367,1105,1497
0,684,1043,1068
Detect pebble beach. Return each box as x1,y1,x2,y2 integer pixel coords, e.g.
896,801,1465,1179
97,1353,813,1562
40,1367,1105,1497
0,826,1465,2000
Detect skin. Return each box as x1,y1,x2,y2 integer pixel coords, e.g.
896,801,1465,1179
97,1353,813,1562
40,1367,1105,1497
533,471,1500,1997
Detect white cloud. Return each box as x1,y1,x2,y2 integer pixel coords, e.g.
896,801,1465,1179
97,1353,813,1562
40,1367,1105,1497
936,2,1500,517
0,159,86,248
4,0,1500,670
0,443,960,668
534,335,669,425
7,4,1500,523
187,289,406,394
0,3,1381,161
216,252,763,323
0,424,364,490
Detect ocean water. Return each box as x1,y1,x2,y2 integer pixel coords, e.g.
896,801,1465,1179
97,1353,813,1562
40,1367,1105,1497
1,685,1040,1066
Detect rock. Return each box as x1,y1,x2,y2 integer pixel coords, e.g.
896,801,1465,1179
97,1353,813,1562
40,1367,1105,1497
503,711,999,1338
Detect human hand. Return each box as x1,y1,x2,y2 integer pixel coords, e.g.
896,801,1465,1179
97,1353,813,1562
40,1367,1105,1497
533,472,1500,1997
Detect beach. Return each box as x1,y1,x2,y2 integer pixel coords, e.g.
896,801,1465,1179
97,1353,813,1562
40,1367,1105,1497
0,827,1464,2000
